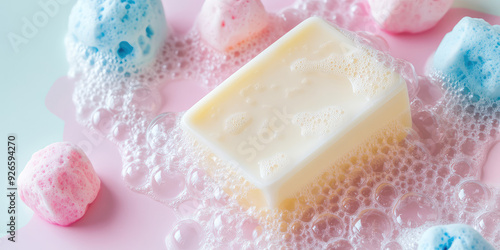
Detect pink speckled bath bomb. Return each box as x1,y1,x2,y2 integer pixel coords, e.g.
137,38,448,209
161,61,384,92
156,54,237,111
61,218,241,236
368,0,453,33
18,142,100,226
196,0,268,51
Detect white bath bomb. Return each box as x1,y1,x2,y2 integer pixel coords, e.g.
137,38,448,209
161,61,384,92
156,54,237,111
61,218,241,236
368,0,453,33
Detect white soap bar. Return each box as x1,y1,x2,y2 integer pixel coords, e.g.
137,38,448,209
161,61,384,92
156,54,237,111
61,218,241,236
182,17,412,208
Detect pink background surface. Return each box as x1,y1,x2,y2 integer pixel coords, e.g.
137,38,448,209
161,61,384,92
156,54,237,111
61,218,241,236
2,1,500,249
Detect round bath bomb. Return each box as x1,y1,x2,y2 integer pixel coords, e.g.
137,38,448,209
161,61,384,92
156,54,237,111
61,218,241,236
434,17,500,100
18,142,101,226
67,0,167,72
368,0,453,33
196,0,268,51
418,224,495,250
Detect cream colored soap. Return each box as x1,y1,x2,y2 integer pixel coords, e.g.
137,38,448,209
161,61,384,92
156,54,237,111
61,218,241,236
182,17,412,208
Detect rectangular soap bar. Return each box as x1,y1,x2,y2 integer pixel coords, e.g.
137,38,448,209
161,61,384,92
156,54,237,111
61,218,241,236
182,17,412,208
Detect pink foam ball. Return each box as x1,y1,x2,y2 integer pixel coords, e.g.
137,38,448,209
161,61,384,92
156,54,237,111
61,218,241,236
368,0,453,33
196,0,268,51
18,142,101,226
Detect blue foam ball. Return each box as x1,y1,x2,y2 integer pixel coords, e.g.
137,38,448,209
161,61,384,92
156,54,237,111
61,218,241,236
434,17,500,100
68,0,167,70
418,224,495,250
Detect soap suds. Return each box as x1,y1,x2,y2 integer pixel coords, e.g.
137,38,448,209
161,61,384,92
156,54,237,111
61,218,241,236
292,106,345,136
224,112,252,135
259,153,290,179
291,50,398,99
65,0,500,249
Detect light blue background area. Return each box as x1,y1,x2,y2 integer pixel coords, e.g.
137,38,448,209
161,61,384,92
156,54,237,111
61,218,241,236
0,0,499,240
0,0,77,238
454,0,500,16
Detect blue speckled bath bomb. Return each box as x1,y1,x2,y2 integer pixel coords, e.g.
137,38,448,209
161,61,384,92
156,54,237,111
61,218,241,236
418,224,495,250
68,0,167,69
434,17,500,100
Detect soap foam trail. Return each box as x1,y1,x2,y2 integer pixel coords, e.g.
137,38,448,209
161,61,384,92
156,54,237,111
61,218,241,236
291,50,398,99
67,0,500,249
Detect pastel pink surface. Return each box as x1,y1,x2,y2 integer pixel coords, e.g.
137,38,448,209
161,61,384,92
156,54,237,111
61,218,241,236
2,2,500,250
368,0,453,33
482,142,500,186
18,142,100,226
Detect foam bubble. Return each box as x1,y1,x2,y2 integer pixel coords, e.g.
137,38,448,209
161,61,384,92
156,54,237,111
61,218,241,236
151,169,186,201
476,211,500,238
224,112,252,135
66,0,500,248
92,108,115,133
393,193,438,228
259,153,290,179
147,113,177,155
352,209,392,248
122,161,149,188
311,213,344,241
292,106,344,136
291,50,398,99
326,239,354,250
166,219,205,250
457,180,492,213
384,241,403,250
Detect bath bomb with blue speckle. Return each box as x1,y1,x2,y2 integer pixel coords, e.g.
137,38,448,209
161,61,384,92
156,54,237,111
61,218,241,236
418,224,495,250
434,17,500,100
196,0,268,51
67,0,167,71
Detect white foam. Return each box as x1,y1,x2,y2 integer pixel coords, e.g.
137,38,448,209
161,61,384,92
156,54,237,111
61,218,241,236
292,106,345,136
224,112,252,135
259,153,290,179
66,0,500,249
291,51,398,99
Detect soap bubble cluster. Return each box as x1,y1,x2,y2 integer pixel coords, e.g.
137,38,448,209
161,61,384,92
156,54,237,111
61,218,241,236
66,0,500,249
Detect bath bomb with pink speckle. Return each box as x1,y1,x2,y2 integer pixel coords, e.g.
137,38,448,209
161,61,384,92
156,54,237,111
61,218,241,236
196,0,268,51
18,142,101,226
368,0,453,33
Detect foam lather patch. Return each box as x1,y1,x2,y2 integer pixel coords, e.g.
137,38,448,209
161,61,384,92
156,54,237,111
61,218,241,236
434,17,500,100
418,224,495,250
18,142,101,226
67,0,167,73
